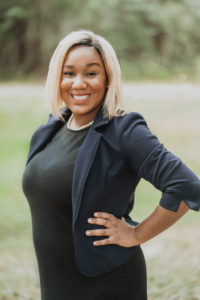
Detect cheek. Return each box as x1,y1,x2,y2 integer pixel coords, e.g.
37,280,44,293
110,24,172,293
92,78,106,93
60,78,71,92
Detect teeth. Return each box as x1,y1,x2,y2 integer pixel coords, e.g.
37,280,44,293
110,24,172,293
72,95,89,100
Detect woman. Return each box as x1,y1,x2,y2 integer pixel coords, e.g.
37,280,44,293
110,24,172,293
22,30,200,300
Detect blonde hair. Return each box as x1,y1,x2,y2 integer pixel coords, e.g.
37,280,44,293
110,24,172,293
44,29,125,121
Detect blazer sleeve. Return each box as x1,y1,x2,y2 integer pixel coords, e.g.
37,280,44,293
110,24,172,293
119,112,200,212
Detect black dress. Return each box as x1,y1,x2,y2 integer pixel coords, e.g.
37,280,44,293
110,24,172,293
22,122,147,300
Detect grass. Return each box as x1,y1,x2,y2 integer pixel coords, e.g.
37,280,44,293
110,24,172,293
0,84,199,299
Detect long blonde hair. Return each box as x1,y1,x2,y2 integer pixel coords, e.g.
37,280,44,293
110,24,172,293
44,30,125,120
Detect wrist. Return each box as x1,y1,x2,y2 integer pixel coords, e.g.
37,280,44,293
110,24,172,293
134,225,142,245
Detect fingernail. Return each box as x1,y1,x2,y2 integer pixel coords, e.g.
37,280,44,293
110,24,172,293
86,231,90,235
88,218,92,223
93,241,97,245
94,212,98,217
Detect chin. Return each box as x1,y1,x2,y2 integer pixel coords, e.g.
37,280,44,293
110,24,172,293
70,104,101,116
70,106,93,116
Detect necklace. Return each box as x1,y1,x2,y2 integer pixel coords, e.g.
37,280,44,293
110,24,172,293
67,114,94,131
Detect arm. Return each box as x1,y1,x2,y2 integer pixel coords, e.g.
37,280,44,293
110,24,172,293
120,112,200,212
134,200,189,244
86,114,199,247
85,201,189,247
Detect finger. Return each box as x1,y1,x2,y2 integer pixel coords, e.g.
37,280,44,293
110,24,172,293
94,212,116,221
85,229,111,237
93,237,114,246
87,217,112,228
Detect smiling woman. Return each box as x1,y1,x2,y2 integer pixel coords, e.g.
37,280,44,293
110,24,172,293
22,30,200,300
44,30,123,123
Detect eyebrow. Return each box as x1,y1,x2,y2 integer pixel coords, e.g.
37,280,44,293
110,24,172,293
63,62,101,69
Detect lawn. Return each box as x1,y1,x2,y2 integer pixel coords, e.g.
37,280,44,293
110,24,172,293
0,83,199,299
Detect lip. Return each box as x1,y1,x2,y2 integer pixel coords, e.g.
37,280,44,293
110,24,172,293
71,94,91,103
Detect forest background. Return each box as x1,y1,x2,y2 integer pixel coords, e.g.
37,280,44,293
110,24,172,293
1,0,200,81
0,0,200,299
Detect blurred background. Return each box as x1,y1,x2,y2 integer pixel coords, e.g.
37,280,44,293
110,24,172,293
0,0,200,299
2,0,200,81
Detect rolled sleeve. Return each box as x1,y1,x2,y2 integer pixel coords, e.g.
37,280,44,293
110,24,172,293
120,112,200,212
138,144,200,212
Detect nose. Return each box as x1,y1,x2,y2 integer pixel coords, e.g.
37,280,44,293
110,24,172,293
72,75,87,89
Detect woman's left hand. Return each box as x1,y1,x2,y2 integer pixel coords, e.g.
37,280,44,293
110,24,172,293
85,212,140,248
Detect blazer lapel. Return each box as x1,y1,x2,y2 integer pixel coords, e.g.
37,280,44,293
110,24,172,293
72,107,109,228
72,129,102,227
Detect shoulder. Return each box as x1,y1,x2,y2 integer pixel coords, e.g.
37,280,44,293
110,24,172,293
103,112,159,159
112,111,149,137
112,111,147,125
29,112,64,144
33,106,69,132
112,112,160,170
29,114,54,139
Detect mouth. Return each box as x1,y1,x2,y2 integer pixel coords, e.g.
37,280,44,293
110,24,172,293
71,94,91,101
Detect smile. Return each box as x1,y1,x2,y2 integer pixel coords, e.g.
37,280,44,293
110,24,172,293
72,94,90,100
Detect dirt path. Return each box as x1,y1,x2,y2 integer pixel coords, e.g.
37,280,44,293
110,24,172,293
123,81,200,101
0,82,200,101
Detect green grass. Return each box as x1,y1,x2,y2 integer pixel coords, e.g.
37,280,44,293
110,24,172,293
0,96,46,299
0,86,199,299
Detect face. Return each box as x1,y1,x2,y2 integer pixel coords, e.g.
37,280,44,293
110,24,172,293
60,45,107,122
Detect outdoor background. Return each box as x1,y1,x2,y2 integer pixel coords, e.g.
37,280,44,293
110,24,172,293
0,0,200,299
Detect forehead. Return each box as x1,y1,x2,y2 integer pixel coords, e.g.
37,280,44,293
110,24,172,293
63,45,104,66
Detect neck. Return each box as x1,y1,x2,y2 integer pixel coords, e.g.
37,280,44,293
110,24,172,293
70,105,102,128
71,114,94,128
67,114,94,130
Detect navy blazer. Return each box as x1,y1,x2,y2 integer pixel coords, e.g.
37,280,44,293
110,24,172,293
25,107,200,277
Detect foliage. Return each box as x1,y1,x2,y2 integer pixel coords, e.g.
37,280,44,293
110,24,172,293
1,0,200,80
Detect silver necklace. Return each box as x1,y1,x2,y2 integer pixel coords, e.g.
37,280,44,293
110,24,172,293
67,114,94,131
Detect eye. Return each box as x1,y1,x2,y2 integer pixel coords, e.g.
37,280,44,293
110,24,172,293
63,71,74,76
87,72,97,77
